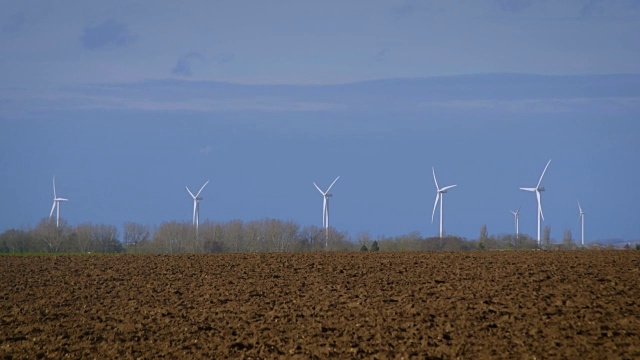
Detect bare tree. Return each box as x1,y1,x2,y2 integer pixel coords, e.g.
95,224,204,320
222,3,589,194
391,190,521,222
562,229,576,250
223,219,244,252
123,222,151,253
280,220,300,252
543,225,551,249
479,224,488,249
0,228,34,253
34,218,67,253
356,231,372,250
199,221,224,253
298,225,324,252
153,221,192,253
92,224,122,253
73,223,96,253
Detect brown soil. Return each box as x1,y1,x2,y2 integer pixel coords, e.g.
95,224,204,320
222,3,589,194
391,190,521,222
1,251,639,359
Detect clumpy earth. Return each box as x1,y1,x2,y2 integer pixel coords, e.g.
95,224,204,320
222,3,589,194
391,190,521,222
1,251,639,359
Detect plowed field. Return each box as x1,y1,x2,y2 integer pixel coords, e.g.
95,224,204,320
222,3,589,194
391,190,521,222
1,251,639,359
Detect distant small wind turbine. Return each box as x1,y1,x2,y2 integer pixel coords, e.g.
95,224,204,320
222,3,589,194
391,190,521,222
313,176,340,247
577,201,585,247
49,176,68,228
519,159,551,245
510,206,521,239
431,167,457,238
186,180,210,231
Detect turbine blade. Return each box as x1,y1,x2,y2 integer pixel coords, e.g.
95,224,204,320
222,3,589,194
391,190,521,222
536,159,551,188
326,176,340,193
537,191,544,221
520,187,536,192
195,180,210,198
578,201,583,214
431,193,439,223
432,167,439,190
516,205,521,214
441,184,457,191
52,176,57,199
313,182,324,195
49,201,56,219
186,186,195,198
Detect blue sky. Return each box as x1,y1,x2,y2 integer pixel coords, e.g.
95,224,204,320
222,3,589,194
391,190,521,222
1,0,639,242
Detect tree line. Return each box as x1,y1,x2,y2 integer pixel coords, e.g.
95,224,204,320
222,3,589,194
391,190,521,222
0,219,629,254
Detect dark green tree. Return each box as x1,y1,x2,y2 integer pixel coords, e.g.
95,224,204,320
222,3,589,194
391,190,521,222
370,240,380,251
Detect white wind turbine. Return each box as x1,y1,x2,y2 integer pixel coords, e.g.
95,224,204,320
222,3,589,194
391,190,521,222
519,159,551,245
49,176,68,228
510,206,521,239
431,167,457,238
577,201,585,247
186,180,210,231
313,176,340,247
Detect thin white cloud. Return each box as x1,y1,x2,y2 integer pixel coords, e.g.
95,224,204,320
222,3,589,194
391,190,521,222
80,19,134,50
172,52,205,77
199,145,212,155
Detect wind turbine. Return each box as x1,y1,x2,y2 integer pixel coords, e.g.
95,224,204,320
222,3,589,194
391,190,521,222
186,180,210,231
49,176,68,228
431,167,457,238
519,159,551,245
313,176,340,247
510,206,521,239
577,201,585,247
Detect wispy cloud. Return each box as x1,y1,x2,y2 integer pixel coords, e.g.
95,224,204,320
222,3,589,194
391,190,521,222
497,0,533,13
2,75,639,118
392,0,420,17
80,19,134,50
418,97,640,114
375,48,390,61
391,0,445,18
172,52,205,77
212,53,234,65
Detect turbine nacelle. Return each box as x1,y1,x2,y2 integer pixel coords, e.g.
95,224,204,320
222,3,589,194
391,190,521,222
538,187,545,192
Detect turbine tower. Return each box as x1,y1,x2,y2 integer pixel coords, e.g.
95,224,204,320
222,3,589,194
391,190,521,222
49,176,68,228
519,159,551,245
431,167,457,238
313,176,340,247
510,206,521,239
186,180,210,231
577,201,585,247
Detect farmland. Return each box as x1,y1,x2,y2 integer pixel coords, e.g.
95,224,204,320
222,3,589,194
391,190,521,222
1,251,639,358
